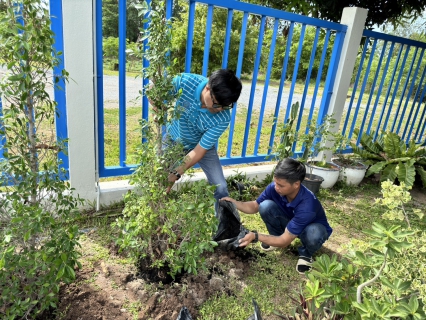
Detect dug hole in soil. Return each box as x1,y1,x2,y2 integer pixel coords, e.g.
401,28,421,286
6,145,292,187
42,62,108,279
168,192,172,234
40,233,266,320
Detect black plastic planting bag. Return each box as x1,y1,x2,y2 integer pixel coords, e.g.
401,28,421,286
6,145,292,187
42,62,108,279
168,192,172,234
213,200,249,250
176,306,193,320
247,299,263,320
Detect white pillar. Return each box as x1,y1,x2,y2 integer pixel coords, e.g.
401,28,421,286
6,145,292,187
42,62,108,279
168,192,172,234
62,0,97,203
324,7,368,160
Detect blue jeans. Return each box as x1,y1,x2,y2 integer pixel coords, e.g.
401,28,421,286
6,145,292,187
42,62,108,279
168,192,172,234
163,137,229,212
197,147,229,212
258,200,329,258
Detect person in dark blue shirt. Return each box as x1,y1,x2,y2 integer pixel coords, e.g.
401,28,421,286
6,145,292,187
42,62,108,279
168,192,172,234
220,158,332,274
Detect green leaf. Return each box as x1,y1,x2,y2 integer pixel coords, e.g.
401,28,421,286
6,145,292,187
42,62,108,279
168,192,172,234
367,161,387,176
381,163,398,182
383,132,404,158
396,159,416,188
65,265,76,279
8,73,24,81
56,266,65,279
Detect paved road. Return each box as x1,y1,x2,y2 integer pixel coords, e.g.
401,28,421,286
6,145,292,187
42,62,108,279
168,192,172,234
0,68,325,113
101,74,323,112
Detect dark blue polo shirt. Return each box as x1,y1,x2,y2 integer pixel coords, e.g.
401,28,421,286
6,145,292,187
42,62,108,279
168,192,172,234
256,183,332,237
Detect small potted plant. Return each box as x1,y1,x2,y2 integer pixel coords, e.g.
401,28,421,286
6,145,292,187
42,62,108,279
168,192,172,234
298,115,340,190
272,105,338,194
332,135,367,186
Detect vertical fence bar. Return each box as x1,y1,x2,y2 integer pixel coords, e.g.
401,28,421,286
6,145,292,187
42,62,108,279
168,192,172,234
297,27,320,131
201,5,214,76
307,29,330,132
406,65,426,141
142,0,152,125
0,98,4,161
344,39,368,138
317,30,345,123
365,39,386,134
392,47,418,133
356,38,377,143
267,22,295,155
185,0,196,72
226,11,248,158
221,9,233,69
254,18,279,155
372,42,394,136
118,0,127,167
401,48,425,140
376,44,403,137
414,84,426,142
50,0,69,175
241,15,266,157
384,45,411,131
96,0,106,175
285,24,306,121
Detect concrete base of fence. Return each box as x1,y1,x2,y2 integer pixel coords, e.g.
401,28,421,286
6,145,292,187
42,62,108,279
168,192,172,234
97,164,276,208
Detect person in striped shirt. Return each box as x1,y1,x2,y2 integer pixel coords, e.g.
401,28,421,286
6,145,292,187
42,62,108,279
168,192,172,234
164,69,242,212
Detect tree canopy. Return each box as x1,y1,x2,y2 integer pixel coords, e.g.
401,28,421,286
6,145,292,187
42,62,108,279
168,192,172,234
246,0,426,28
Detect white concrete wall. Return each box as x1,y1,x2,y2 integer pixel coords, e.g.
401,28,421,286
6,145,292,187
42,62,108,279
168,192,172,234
98,164,276,206
62,0,97,204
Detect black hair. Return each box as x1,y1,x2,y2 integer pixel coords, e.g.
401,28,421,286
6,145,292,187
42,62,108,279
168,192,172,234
208,69,242,106
273,158,306,184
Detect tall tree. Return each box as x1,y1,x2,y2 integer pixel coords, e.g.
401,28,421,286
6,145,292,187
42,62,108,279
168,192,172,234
102,0,142,42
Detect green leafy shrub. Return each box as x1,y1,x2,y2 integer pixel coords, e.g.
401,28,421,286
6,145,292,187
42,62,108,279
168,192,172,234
351,129,426,188
114,122,218,276
114,0,218,278
285,181,426,319
0,1,83,318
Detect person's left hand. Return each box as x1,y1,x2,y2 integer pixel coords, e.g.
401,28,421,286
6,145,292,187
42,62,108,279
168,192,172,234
239,232,255,247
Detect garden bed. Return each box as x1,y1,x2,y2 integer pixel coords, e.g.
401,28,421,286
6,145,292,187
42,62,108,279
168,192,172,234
40,178,426,319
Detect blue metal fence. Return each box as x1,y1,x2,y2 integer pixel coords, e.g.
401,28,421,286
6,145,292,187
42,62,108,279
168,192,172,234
341,29,426,144
96,0,347,178
2,1,425,180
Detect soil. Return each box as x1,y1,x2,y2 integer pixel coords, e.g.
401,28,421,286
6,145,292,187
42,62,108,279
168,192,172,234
39,236,266,320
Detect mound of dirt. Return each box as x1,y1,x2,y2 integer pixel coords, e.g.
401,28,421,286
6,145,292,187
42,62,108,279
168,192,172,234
39,246,264,320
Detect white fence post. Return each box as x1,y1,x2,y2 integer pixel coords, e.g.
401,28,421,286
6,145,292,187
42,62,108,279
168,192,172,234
61,0,97,205
325,7,368,159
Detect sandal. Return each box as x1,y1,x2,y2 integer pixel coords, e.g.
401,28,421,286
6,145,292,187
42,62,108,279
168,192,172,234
296,256,313,274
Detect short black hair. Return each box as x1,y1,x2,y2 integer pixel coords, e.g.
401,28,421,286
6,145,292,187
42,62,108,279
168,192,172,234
273,158,306,184
208,69,242,106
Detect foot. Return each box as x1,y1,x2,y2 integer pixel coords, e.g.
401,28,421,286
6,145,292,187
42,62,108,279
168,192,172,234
260,242,278,252
296,256,313,274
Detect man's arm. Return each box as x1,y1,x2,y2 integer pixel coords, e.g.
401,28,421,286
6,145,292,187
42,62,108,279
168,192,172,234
219,197,259,214
239,228,297,248
166,144,207,191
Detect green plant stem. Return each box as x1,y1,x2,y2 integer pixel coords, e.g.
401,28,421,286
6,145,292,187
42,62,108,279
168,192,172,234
356,248,388,303
401,206,411,229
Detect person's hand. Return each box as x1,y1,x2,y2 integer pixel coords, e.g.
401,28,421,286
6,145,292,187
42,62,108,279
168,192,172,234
238,232,256,247
220,196,236,203
165,172,179,194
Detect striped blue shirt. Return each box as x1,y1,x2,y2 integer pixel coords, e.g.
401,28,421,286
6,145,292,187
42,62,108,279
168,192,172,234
166,73,231,150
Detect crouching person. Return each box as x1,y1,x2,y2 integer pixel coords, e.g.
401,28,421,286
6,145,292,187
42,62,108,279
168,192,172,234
220,158,332,274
